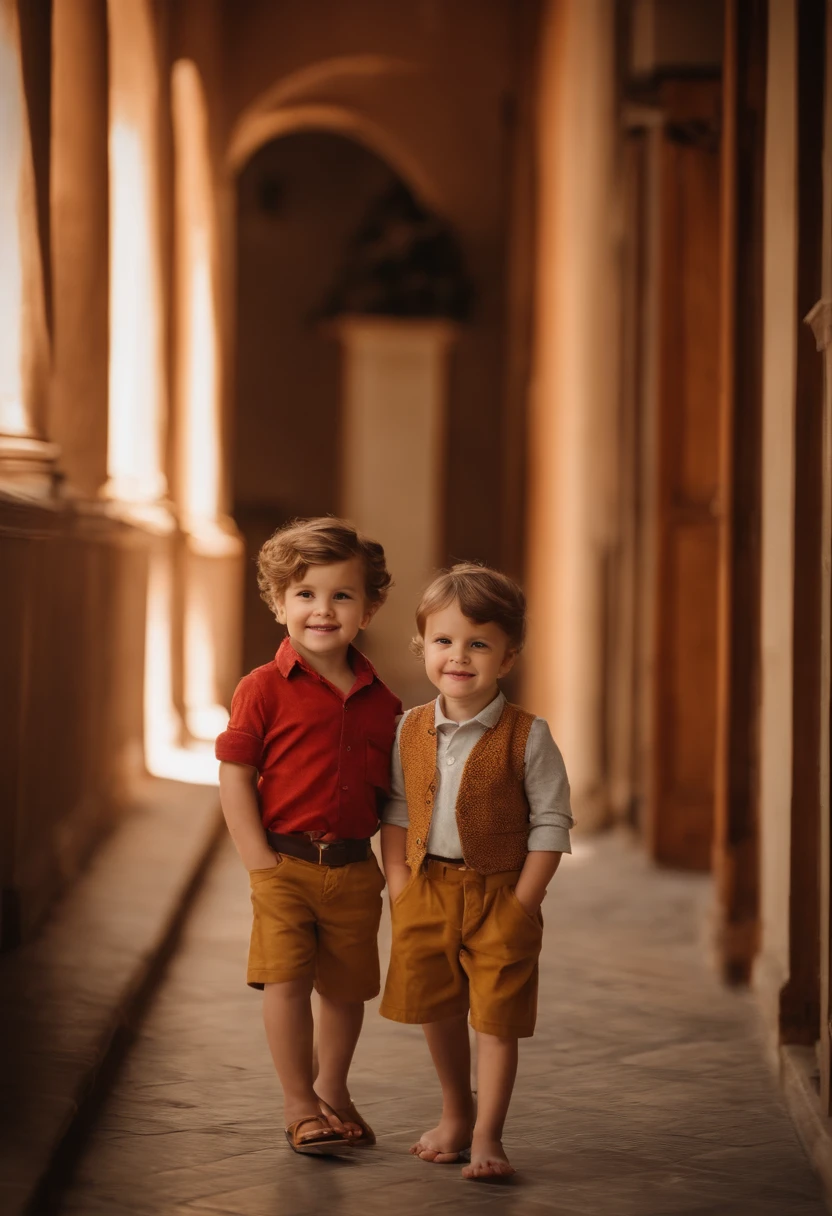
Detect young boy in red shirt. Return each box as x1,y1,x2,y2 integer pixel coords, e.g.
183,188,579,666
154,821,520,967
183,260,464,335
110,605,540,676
215,517,401,1156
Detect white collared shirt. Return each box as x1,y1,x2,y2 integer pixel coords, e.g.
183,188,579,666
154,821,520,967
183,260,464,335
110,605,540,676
382,691,573,858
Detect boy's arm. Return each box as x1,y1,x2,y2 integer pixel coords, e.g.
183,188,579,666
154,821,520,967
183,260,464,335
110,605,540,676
380,714,410,900
514,849,562,915
218,761,277,871
515,717,574,914
380,823,410,902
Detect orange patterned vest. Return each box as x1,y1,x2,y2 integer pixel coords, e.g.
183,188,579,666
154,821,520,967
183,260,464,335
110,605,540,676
399,700,535,875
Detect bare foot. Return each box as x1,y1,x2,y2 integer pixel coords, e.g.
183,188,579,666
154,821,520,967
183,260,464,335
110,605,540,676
411,1116,473,1163
461,1136,515,1180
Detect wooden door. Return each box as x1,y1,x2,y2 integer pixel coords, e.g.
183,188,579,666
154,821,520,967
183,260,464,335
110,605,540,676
649,80,722,871
819,0,832,1116
712,0,766,985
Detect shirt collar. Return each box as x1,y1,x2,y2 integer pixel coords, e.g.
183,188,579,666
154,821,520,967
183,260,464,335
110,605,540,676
434,689,506,730
275,636,378,692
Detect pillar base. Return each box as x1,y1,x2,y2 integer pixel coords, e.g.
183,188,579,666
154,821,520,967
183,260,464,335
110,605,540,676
0,435,61,496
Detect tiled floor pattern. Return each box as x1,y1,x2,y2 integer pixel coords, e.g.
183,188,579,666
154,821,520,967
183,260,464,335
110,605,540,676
55,833,828,1215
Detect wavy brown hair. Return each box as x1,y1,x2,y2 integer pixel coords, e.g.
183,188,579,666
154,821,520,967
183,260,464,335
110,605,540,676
257,516,393,619
412,562,526,657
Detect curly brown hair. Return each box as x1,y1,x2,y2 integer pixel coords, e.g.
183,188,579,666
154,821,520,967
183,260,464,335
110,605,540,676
412,562,526,657
257,516,393,619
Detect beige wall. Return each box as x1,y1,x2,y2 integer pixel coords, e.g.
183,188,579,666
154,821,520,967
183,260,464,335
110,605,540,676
755,0,798,1022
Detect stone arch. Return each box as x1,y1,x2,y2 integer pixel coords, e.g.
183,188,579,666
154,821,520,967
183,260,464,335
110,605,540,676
226,56,444,214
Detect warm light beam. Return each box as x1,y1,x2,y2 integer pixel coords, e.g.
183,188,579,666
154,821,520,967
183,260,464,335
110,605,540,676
105,0,167,503
172,59,222,528
0,0,36,437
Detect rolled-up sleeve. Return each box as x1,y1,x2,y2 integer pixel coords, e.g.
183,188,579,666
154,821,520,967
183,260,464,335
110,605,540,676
381,712,411,829
525,718,574,853
215,675,266,769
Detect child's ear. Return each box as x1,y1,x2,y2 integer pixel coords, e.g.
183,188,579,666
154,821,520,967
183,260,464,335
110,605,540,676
274,595,286,624
498,647,519,679
359,600,379,630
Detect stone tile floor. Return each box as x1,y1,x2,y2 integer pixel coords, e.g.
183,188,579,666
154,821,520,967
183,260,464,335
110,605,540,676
53,832,828,1216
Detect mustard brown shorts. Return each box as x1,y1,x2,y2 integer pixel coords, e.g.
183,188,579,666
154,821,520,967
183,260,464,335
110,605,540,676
380,859,543,1038
247,851,385,1000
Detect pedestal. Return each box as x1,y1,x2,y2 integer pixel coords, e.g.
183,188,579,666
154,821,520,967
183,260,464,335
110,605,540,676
334,316,459,708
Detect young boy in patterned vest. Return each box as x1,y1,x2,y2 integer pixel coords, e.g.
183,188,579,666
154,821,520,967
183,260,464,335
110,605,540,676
216,518,401,1156
380,563,573,1180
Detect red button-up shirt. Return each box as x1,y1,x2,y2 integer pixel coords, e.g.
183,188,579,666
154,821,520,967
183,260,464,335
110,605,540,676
215,638,402,840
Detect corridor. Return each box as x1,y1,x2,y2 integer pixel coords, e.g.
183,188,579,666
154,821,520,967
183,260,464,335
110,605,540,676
54,833,825,1216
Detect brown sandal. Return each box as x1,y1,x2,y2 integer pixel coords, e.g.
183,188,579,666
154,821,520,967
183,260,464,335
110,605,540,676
317,1097,376,1146
284,1114,353,1155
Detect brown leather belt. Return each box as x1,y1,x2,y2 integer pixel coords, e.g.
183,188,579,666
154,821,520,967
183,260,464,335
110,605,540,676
426,853,466,866
266,830,372,868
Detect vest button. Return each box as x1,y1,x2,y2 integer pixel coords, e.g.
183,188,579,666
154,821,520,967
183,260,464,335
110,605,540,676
416,837,422,845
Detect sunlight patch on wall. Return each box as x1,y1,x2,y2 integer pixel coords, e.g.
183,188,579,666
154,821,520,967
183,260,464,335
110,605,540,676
106,119,166,502
144,545,219,785
105,0,167,503
172,59,221,527
0,1,33,437
184,581,230,741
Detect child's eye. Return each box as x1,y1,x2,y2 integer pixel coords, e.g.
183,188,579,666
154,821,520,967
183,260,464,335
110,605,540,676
434,636,452,645
471,641,489,649
297,590,313,599
333,592,352,600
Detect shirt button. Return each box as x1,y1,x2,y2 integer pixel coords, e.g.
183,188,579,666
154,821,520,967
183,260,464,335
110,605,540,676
447,756,456,766
341,785,348,791
346,746,351,752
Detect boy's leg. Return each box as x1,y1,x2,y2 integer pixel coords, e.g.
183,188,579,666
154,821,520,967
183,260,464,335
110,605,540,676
313,856,385,1136
263,977,346,1135
411,1014,475,1162
462,873,543,1178
314,994,365,1135
463,1031,518,1179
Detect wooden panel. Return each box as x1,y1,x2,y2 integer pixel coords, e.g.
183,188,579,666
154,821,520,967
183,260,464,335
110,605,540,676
650,79,722,871
818,0,832,1121
713,0,766,986
663,524,720,856
606,129,647,827
780,0,826,1048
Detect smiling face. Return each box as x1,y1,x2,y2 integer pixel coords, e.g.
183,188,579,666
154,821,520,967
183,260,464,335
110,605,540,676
422,598,517,719
276,558,374,664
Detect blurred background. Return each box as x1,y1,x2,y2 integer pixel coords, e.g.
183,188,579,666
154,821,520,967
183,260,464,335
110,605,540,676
2,0,832,1209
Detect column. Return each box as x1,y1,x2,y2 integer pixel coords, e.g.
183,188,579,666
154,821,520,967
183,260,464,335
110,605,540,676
50,0,110,497
171,57,243,743
526,0,617,829
0,0,57,489
335,316,458,709
104,0,168,505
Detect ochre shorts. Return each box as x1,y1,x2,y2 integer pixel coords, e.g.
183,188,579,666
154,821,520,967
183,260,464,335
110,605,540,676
380,859,543,1038
247,852,385,1000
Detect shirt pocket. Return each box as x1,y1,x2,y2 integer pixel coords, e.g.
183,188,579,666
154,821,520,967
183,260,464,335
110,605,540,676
365,737,393,794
